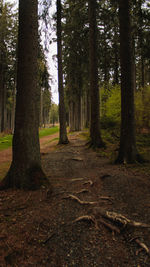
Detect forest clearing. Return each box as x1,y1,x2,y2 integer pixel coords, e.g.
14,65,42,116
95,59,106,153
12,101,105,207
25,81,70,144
0,0,150,266
0,131,150,266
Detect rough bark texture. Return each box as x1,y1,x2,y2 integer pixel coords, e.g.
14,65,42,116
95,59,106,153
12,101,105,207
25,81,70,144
0,0,49,190
116,0,141,163
88,0,104,148
57,0,69,144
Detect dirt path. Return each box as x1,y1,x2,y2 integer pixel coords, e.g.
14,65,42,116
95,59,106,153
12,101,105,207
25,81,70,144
0,132,150,266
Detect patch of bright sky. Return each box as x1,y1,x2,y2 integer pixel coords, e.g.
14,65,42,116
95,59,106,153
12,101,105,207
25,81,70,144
7,0,59,104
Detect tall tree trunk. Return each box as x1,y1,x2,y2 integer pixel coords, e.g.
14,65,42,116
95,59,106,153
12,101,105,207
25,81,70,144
115,0,141,164
113,28,119,85
0,0,50,190
57,0,69,144
1,83,7,132
138,0,145,88
0,62,3,133
88,0,104,148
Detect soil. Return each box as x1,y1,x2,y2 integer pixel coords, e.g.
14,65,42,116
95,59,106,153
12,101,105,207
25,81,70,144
0,132,150,266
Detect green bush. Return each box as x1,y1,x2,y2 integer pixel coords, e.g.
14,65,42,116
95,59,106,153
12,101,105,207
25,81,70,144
100,116,119,129
135,86,150,130
100,84,121,128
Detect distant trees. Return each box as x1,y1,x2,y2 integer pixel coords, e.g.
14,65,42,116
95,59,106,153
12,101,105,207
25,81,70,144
50,103,59,126
0,0,49,189
0,0,52,133
38,46,51,127
0,0,17,133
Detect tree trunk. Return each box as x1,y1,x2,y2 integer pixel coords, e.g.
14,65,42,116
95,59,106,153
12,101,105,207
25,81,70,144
88,0,104,148
115,0,141,164
113,28,119,85
0,62,3,133
57,0,69,144
1,83,7,132
69,101,74,132
0,0,50,190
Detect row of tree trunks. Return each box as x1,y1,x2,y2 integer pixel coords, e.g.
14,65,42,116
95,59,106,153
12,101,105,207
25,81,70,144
68,92,90,132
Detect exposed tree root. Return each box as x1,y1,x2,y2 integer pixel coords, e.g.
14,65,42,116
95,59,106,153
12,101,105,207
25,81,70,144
69,178,84,182
103,211,150,228
63,194,97,205
98,217,120,234
99,196,113,203
83,180,94,186
93,209,150,228
72,208,150,257
130,237,150,255
53,189,90,196
73,215,120,233
73,215,98,228
71,157,83,161
75,189,90,194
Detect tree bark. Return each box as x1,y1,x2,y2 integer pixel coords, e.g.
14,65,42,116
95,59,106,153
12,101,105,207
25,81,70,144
0,0,50,190
115,0,141,163
88,0,104,148
57,0,69,144
0,61,3,133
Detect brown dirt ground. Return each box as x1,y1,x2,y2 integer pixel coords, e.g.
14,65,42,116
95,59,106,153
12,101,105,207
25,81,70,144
0,132,150,266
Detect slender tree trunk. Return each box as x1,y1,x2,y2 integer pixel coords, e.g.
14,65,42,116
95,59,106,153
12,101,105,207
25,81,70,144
138,0,145,88
57,0,69,144
69,101,74,132
88,0,104,148
0,62,3,133
0,0,50,190
115,0,141,164
113,28,119,85
1,83,7,132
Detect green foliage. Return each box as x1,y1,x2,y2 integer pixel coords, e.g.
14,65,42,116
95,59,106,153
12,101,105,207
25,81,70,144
100,84,121,129
136,133,150,161
100,85,150,132
135,86,150,129
0,134,12,151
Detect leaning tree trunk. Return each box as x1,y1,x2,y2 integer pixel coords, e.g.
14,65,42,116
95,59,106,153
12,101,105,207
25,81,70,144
0,0,50,190
57,0,69,144
88,0,104,148
115,0,141,164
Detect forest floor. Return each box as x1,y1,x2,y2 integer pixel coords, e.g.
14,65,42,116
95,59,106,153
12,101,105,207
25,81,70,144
0,131,150,266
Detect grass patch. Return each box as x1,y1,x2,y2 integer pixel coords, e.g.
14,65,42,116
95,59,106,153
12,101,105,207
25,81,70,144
0,135,13,151
39,126,59,138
